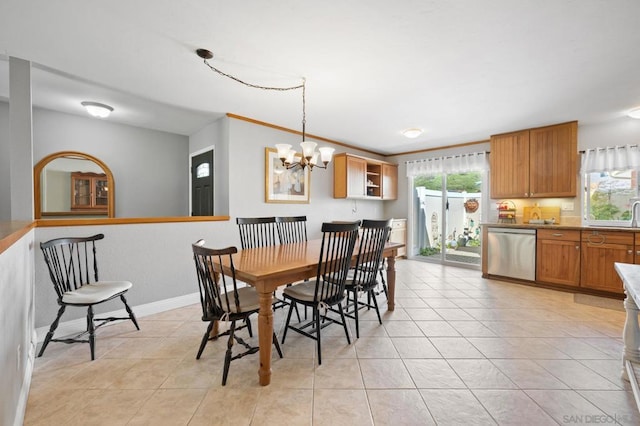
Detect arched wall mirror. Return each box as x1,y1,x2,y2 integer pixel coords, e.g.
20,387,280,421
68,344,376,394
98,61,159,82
34,151,115,219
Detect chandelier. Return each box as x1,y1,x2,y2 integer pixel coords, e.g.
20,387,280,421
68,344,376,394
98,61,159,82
196,48,334,170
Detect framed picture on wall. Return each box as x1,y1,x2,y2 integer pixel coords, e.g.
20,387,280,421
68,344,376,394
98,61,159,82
265,147,311,203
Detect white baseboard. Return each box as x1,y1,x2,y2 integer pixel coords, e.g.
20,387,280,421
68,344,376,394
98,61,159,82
35,292,200,342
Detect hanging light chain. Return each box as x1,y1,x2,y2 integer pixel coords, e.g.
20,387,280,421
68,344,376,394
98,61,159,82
201,57,306,140
201,58,304,92
196,48,334,171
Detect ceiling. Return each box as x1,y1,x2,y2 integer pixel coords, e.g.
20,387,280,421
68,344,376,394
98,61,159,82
1,0,639,155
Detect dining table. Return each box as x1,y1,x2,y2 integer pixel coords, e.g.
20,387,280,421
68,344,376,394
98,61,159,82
212,238,404,386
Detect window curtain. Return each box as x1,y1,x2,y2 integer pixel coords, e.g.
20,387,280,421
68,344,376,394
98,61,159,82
406,151,489,177
581,145,640,173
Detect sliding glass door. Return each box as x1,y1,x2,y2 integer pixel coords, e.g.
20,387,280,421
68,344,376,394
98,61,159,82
411,171,483,267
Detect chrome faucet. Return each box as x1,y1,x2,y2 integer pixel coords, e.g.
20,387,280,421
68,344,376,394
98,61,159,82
631,201,640,227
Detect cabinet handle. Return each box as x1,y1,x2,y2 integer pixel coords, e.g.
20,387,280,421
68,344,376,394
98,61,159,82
628,250,634,255
586,234,605,245
524,193,528,197
576,245,579,250
637,251,640,256
552,233,563,237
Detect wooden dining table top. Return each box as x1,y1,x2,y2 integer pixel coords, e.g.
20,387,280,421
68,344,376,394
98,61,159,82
223,239,404,292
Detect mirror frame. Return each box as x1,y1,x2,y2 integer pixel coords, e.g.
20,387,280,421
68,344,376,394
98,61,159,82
34,151,115,219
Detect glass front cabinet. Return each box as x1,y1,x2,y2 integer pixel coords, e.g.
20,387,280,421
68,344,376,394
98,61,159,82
71,172,109,212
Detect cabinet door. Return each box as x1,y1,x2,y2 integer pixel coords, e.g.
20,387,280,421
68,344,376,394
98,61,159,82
381,163,398,200
490,130,530,198
536,235,580,286
94,178,109,207
529,122,577,197
347,156,367,198
581,232,633,293
389,219,406,257
72,176,92,209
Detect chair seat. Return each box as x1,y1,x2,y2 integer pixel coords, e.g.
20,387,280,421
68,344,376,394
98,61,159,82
283,280,317,302
283,280,345,303
62,280,133,304
357,261,382,272
222,286,262,314
343,270,375,289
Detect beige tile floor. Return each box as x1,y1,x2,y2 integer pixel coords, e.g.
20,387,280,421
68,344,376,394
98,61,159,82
25,260,640,425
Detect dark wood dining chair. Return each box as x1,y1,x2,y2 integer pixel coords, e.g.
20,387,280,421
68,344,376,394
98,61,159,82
281,221,360,365
343,219,392,338
276,216,308,316
192,240,283,385
237,216,301,321
39,233,139,360
236,216,278,249
275,216,308,244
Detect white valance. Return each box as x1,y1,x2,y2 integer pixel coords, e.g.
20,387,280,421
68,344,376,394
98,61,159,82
406,152,488,177
581,145,640,173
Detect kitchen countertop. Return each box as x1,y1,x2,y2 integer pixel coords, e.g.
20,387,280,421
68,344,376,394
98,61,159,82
482,222,640,232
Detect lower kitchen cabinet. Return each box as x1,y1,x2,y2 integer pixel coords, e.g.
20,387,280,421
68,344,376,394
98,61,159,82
580,230,633,293
536,229,580,286
389,218,406,257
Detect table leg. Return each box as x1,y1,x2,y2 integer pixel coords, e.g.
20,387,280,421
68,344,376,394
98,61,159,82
386,254,396,311
257,289,274,386
622,289,640,381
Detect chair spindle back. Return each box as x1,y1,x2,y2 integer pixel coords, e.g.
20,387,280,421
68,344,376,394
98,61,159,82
314,221,360,305
352,219,392,285
276,216,308,244
192,242,242,320
236,217,278,249
40,233,105,300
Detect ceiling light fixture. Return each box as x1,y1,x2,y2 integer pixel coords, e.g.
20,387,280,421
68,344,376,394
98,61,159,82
81,101,113,118
628,107,640,119
402,128,423,139
196,48,334,170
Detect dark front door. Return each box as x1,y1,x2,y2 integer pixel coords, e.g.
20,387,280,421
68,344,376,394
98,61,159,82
191,150,213,216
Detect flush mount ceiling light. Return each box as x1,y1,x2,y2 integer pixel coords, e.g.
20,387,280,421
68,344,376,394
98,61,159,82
628,107,640,119
196,48,334,170
81,101,113,118
402,128,423,139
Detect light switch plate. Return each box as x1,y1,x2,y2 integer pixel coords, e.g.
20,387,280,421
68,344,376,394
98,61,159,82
562,202,574,211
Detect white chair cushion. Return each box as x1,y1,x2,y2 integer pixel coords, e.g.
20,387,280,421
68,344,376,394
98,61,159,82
61,280,132,304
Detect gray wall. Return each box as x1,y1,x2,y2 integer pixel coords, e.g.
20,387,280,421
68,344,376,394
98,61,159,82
226,117,386,239
32,107,191,217
32,116,393,328
0,102,10,220
0,230,35,426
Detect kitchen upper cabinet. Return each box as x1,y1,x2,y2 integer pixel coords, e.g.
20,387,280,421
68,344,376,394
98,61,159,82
536,229,581,287
580,230,633,293
333,153,398,200
490,121,577,199
381,163,398,200
490,130,530,198
529,122,577,197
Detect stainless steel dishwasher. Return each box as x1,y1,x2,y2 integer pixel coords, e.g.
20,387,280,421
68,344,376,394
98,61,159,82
487,227,536,281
